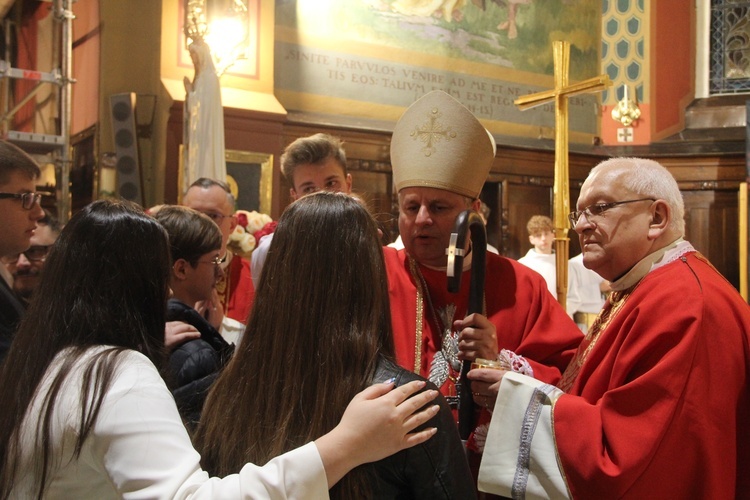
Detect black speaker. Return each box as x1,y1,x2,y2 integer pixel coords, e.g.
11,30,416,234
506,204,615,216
110,93,143,205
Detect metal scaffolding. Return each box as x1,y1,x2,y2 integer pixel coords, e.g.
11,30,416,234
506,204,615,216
0,0,74,222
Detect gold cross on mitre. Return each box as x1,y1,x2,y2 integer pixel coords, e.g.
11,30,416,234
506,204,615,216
411,107,456,156
514,40,611,308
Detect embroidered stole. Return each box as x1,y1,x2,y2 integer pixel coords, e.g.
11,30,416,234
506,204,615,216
558,287,634,393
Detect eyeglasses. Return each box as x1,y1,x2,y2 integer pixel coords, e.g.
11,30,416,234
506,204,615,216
5,245,51,264
198,255,224,267
0,192,43,210
568,198,655,227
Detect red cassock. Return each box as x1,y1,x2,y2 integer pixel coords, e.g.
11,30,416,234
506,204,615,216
383,246,582,400
223,254,254,324
554,252,750,499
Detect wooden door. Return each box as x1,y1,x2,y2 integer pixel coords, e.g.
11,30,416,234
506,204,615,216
683,189,740,289
351,170,395,244
505,183,552,259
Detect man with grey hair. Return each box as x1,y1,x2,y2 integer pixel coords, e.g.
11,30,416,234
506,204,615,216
471,157,750,499
182,178,249,336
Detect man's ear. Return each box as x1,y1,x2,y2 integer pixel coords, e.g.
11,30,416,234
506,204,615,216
289,187,299,201
471,198,482,212
173,259,189,281
648,200,670,240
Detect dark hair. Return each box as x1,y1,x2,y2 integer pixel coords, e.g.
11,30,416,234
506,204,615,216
38,209,62,235
280,133,348,183
0,199,171,499
0,140,41,185
153,205,221,266
195,192,392,498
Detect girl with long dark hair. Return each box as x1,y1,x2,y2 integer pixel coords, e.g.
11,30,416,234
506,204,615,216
0,199,438,499
196,192,474,499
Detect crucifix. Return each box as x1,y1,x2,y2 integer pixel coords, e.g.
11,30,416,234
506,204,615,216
617,127,634,142
514,40,611,308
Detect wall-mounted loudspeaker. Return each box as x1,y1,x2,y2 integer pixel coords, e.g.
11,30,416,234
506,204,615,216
109,93,143,205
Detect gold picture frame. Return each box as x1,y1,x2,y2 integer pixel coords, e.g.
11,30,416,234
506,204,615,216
178,147,273,215
740,182,747,301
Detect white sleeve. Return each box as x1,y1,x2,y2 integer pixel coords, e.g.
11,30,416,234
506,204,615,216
220,315,246,347
478,371,570,500
91,352,329,499
566,261,584,317
250,233,274,289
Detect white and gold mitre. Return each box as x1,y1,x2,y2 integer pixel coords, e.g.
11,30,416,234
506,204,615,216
390,90,496,199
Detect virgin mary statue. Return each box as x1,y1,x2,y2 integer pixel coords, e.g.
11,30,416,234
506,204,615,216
183,39,227,193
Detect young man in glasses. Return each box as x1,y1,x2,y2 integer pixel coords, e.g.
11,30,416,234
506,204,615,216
153,205,234,429
471,157,750,499
3,210,61,305
0,140,44,364
181,177,251,333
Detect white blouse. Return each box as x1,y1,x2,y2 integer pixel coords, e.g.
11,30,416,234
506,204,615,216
10,347,328,499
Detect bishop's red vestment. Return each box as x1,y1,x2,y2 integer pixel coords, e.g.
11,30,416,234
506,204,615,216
383,246,583,445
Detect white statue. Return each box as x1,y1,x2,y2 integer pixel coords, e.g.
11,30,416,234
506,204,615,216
183,39,227,193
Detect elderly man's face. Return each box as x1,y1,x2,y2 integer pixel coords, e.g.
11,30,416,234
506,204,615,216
573,165,656,281
398,186,478,268
182,185,237,255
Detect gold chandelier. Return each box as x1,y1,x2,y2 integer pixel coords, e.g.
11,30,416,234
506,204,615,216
184,0,250,75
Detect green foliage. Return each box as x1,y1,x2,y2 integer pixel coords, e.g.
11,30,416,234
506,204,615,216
279,0,600,78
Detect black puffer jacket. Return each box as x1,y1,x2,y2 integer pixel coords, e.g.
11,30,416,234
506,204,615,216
0,279,24,365
369,357,477,499
166,299,234,430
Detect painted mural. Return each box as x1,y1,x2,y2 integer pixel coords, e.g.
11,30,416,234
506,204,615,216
275,0,603,140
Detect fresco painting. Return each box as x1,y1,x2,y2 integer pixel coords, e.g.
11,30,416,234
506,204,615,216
275,0,602,139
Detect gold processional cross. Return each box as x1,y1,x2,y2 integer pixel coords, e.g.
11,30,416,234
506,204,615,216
514,40,611,308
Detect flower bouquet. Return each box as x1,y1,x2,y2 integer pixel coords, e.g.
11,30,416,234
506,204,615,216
227,209,275,259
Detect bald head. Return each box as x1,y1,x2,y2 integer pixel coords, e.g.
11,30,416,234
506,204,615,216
586,158,685,235
182,179,237,254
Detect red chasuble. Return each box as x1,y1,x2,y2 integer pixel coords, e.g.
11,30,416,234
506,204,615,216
384,246,582,442
554,252,750,499
222,254,254,324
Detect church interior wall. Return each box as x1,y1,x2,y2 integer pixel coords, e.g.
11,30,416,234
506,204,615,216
3,0,746,291
70,0,99,136
650,0,694,141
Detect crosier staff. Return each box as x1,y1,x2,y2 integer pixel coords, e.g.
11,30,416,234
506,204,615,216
446,209,487,442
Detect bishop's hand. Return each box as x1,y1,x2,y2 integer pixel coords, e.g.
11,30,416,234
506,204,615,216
454,312,498,362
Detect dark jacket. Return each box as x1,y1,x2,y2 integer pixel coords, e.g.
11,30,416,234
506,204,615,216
166,299,234,429
370,357,477,499
0,279,25,365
